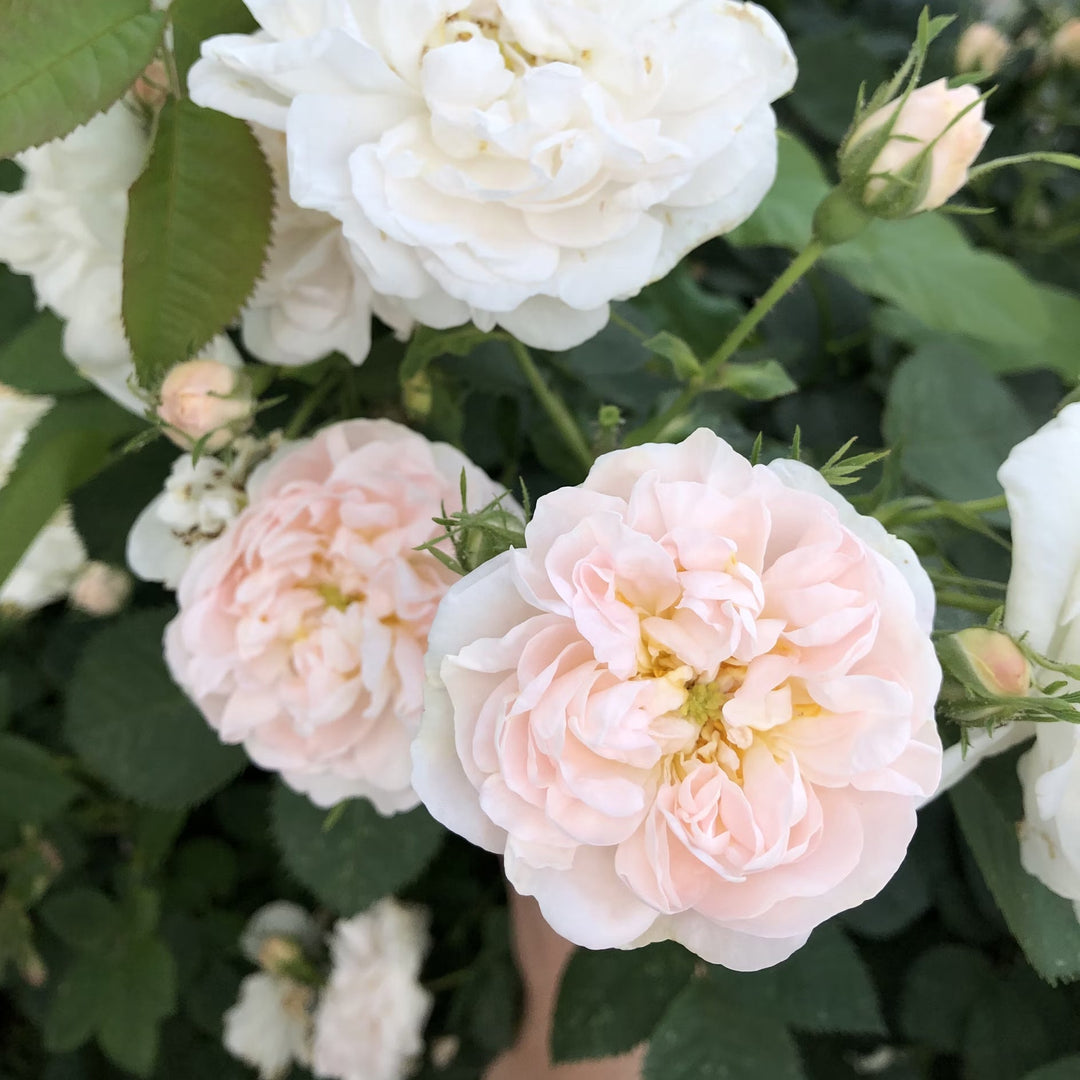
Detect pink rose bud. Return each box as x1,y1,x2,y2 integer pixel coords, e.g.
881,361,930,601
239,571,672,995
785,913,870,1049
956,23,1011,75
1051,19,1080,69
946,627,1032,698
841,78,992,218
133,58,169,109
157,358,253,452
69,562,132,617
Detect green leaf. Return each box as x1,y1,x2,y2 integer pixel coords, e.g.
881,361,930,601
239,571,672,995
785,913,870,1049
0,732,80,824
951,766,1080,984
899,944,994,1053
0,313,88,395
39,888,124,954
272,784,445,915
43,954,106,1054
715,359,798,402
0,395,141,591
883,344,1036,503
644,980,805,1080
401,325,499,385
0,0,166,159
827,214,1049,349
552,943,696,1063
65,608,246,810
170,0,256,82
1024,1057,1080,1080
708,923,884,1035
97,936,177,1077
123,98,273,385
644,332,702,381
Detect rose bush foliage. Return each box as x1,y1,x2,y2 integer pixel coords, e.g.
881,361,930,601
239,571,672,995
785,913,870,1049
1,0,1080,1079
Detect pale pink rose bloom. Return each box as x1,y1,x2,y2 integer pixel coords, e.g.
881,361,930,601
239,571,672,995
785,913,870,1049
166,418,506,812
414,429,941,970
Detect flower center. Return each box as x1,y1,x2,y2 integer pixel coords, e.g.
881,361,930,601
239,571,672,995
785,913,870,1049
673,664,753,779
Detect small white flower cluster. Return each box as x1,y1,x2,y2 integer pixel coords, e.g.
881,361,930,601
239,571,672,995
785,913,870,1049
223,898,432,1080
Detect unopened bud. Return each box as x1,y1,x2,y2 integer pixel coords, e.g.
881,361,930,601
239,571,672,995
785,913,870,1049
944,627,1032,698
1051,20,1080,69
158,358,253,452
430,1035,460,1070
257,935,306,977
956,23,1010,75
132,59,169,109
69,562,132,617
840,79,992,218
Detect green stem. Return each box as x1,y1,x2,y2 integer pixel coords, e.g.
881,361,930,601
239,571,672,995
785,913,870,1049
509,340,594,475
623,240,827,447
936,591,1004,616
284,374,341,440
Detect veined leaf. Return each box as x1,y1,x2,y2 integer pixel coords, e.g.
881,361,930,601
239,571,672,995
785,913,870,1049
0,0,166,159
123,98,273,386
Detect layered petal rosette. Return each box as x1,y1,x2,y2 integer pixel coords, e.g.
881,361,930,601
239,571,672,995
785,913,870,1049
166,419,505,812
188,0,797,350
414,430,942,969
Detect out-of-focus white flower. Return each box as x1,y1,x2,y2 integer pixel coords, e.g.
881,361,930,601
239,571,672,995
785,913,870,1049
126,448,251,589
0,385,87,615
69,562,132,617
244,128,412,368
240,901,323,968
0,386,51,486
312,899,432,1080
1,507,87,615
189,0,796,351
224,972,314,1080
0,105,148,412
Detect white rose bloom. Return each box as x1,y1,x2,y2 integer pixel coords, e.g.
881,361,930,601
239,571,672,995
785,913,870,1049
994,404,1080,914
0,105,149,413
189,0,796,351
223,972,313,1080
312,900,432,1080
126,451,249,589
1,507,87,614
0,386,52,485
0,387,87,615
244,128,413,367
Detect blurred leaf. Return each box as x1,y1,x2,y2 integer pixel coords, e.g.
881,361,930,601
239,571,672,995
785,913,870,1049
170,0,256,80
716,358,798,401
645,332,702,381
644,980,805,1080
123,99,273,385
65,608,245,810
899,944,994,1053
0,733,79,824
401,325,500,385
951,767,1080,984
40,889,124,954
271,784,444,915
708,924,885,1035
1024,1057,1080,1080
841,846,932,939
552,942,695,1063
0,313,88,395
0,395,141,591
883,344,1036,502
0,0,167,159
